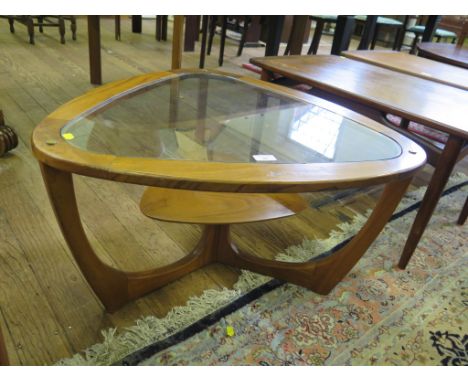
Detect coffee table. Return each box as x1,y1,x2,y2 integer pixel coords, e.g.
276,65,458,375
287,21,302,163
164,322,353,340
32,70,425,312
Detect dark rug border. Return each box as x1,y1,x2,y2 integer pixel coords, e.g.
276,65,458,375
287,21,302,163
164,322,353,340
118,180,468,365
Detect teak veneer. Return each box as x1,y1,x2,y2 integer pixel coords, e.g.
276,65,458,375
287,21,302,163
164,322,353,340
32,69,426,312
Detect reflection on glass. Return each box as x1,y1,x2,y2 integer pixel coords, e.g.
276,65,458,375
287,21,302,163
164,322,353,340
289,106,342,160
61,73,402,164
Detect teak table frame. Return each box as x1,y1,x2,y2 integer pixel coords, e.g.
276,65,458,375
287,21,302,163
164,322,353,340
32,70,426,312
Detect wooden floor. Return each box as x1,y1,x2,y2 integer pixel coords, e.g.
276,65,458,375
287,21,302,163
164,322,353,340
0,16,466,365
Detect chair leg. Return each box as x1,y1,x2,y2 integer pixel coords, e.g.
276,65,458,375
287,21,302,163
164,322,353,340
199,15,208,68
457,196,468,225
219,16,227,66
38,16,44,33
161,16,168,40
237,16,249,56
70,16,77,40
370,23,380,50
410,33,419,54
207,16,216,55
26,16,35,44
8,16,14,33
156,15,162,41
115,15,121,40
308,19,324,55
392,27,402,50
58,16,65,44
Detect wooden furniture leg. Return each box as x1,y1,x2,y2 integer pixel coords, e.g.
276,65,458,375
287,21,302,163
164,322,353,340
70,15,77,40
161,16,168,40
199,15,209,69
26,16,34,44
331,16,355,55
458,196,468,225
308,18,325,55
218,16,227,66
39,164,221,312
58,16,65,44
156,15,162,41
207,16,217,55
115,15,121,41
87,16,102,85
264,16,285,56
422,15,441,42
172,16,184,70
358,15,377,50
132,15,142,33
285,15,309,55
0,326,8,366
219,177,412,294
8,16,14,33
184,16,198,52
398,135,465,269
237,16,250,57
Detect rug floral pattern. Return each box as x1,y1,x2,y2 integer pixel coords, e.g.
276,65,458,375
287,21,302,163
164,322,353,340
139,183,467,366
60,177,468,366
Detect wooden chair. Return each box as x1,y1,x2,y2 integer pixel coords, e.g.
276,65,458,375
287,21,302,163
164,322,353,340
398,16,459,54
354,16,404,50
4,16,76,44
306,16,404,55
206,16,252,66
307,16,338,54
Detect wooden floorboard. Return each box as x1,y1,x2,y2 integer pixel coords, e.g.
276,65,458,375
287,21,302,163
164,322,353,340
0,16,466,365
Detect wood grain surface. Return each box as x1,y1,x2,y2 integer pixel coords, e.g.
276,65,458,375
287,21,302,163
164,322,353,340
251,55,468,140
343,50,468,91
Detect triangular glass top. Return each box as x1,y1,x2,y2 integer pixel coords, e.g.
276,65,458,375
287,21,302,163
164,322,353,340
61,73,401,164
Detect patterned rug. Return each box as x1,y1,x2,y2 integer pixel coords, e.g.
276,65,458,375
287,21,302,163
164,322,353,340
60,174,468,366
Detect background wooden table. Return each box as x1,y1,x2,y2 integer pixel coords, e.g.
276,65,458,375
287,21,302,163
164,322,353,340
251,54,468,269
343,50,468,91
417,42,468,69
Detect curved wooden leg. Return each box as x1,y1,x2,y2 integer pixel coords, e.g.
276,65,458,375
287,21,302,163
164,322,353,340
40,163,220,312
218,177,412,294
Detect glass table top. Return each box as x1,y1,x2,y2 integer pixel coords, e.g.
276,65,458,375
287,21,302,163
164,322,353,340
61,73,402,164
